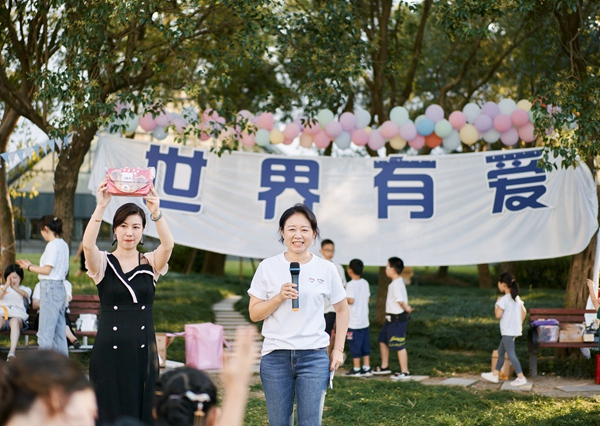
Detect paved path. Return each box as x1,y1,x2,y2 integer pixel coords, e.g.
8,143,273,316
213,295,262,373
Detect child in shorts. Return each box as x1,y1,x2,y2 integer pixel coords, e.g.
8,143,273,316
345,259,372,377
373,257,413,380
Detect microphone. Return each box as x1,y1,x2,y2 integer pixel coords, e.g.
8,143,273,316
290,262,300,311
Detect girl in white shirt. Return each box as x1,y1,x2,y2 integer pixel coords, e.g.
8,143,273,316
481,272,528,386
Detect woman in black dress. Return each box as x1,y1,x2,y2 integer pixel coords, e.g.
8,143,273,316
82,179,174,424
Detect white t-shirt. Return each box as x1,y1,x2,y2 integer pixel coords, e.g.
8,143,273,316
248,253,346,355
496,294,524,336
346,278,370,329
0,285,32,320
324,262,347,314
39,238,69,281
33,280,73,303
385,277,408,314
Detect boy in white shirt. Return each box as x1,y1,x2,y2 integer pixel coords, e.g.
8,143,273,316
320,239,347,354
345,259,372,377
373,257,414,380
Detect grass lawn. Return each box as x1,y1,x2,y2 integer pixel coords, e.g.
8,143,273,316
3,257,599,424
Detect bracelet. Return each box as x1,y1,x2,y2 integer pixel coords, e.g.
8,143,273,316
27,265,31,271
334,348,344,354
150,211,163,222
91,216,102,222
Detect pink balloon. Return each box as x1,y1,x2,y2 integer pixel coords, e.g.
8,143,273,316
398,121,417,141
203,109,218,123
448,111,466,130
481,102,500,119
380,121,399,139
238,110,252,119
493,114,512,133
473,114,493,133
156,111,171,127
518,123,536,142
325,121,343,138
425,104,444,122
139,114,157,132
408,135,425,149
511,109,530,127
241,132,255,147
339,112,356,131
304,121,320,135
368,130,386,150
257,112,275,130
314,130,331,149
198,123,211,141
299,133,313,148
283,137,294,145
500,128,519,146
351,129,369,146
283,123,301,140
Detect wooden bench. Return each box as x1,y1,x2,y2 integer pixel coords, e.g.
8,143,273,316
528,308,597,377
0,294,100,351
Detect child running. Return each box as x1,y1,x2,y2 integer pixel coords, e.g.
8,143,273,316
345,259,372,377
481,272,528,386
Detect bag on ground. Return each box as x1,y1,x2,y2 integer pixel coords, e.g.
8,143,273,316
184,323,229,370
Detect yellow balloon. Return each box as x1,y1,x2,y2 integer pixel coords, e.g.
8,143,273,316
389,136,407,150
299,133,313,148
516,99,532,112
459,124,479,146
364,126,372,134
270,128,284,144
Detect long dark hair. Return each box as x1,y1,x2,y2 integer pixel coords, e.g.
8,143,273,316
499,272,519,301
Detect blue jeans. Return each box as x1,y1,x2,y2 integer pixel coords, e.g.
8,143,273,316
37,279,68,355
260,348,329,426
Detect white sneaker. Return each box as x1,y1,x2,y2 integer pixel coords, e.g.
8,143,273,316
511,377,528,387
481,372,499,383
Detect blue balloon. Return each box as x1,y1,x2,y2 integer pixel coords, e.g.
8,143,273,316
416,116,434,136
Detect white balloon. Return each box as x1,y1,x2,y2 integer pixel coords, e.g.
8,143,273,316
462,103,481,124
354,109,371,128
442,130,461,152
498,98,517,115
334,131,352,150
482,128,500,143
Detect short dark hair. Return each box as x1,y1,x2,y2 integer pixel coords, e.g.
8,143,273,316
3,264,23,282
349,259,364,276
37,215,63,236
321,239,334,248
278,204,320,244
154,366,218,426
388,257,404,275
112,203,147,232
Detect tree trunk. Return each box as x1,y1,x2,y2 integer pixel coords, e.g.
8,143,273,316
499,262,515,276
0,108,21,271
375,266,391,325
477,264,493,289
201,251,225,276
53,126,97,248
436,266,448,279
184,248,198,275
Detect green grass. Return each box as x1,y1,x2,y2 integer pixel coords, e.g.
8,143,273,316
4,257,600,424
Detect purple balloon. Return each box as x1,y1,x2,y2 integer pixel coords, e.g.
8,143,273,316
500,128,519,146
368,130,386,150
481,102,500,119
399,121,417,141
339,112,356,132
425,104,445,122
474,114,493,133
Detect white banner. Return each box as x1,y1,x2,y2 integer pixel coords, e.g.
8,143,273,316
89,135,598,266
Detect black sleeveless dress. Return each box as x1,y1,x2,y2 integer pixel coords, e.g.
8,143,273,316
89,252,159,425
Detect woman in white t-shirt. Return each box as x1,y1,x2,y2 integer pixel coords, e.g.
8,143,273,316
0,264,32,361
248,204,349,426
17,215,70,355
481,272,528,387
